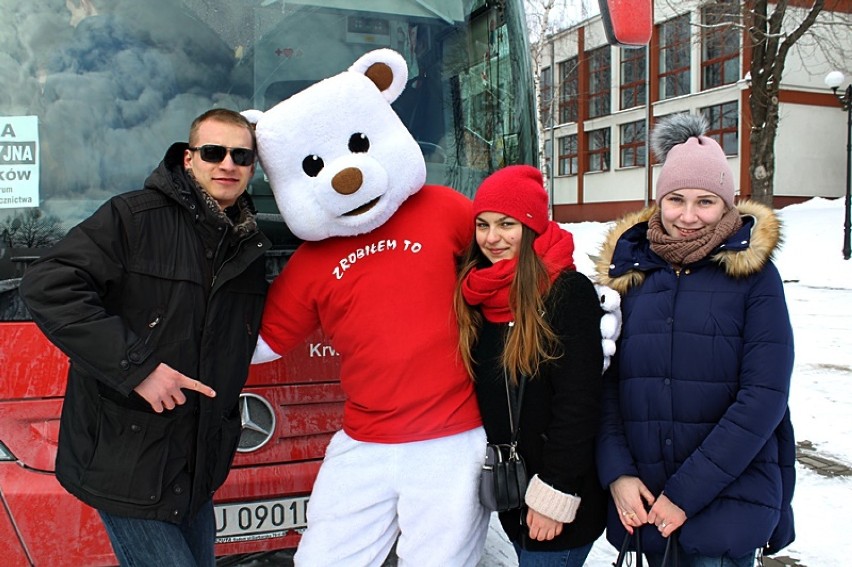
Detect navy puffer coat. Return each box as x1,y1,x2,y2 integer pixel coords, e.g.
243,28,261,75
595,201,795,558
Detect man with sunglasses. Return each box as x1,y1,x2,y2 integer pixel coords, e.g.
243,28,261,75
21,108,270,566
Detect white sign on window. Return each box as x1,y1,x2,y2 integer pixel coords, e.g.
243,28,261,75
0,116,39,209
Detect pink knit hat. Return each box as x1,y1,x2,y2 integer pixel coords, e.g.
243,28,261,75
473,165,550,234
652,114,735,208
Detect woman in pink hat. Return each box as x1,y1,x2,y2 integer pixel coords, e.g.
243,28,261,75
454,165,607,566
595,113,795,566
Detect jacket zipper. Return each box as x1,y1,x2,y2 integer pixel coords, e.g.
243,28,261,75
211,231,260,289
144,312,162,345
210,229,229,288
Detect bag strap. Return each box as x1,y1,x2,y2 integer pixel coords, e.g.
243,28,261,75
503,364,526,446
615,531,631,567
503,321,527,446
660,531,679,566
616,528,679,567
615,530,642,567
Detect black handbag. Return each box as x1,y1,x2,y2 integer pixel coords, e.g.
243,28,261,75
615,527,679,567
479,371,528,512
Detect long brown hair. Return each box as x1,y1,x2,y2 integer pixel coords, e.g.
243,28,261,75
454,225,560,384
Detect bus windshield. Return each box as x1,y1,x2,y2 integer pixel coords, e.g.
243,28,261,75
0,0,536,320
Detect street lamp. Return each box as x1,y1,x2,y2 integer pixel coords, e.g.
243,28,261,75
824,71,851,260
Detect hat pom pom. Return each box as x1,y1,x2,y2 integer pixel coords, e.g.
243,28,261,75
651,113,709,162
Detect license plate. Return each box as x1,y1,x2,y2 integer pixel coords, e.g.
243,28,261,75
214,496,309,543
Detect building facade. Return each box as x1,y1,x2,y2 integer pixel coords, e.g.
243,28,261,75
538,0,852,222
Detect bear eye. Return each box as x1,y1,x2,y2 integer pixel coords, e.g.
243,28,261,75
348,133,370,153
302,155,324,177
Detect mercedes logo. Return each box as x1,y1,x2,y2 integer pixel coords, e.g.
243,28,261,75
237,393,276,452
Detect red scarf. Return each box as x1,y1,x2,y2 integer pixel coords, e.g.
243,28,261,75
461,221,576,323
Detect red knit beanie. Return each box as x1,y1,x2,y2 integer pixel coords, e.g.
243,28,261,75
472,165,550,234
652,114,735,207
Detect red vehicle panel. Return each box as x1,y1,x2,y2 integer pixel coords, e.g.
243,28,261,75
0,322,343,566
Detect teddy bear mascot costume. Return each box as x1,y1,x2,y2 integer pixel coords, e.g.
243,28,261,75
243,49,489,566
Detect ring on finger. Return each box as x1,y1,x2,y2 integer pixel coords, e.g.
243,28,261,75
660,521,667,529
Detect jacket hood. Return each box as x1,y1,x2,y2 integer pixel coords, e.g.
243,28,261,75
144,142,193,201
594,200,782,295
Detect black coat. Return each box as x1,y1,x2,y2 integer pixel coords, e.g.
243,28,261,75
474,270,607,551
20,143,270,522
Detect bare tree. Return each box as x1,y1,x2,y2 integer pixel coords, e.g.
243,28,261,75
527,0,562,173
525,1,596,178
747,0,829,205
663,0,849,205
539,0,850,206
1,209,64,248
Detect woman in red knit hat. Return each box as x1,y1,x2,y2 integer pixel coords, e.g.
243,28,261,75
454,164,607,566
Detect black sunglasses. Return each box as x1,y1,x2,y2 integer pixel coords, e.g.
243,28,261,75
189,144,255,166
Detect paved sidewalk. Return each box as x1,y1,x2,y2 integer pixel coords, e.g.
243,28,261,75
796,439,852,477
763,556,807,567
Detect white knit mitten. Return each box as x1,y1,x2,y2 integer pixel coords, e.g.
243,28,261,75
524,474,582,523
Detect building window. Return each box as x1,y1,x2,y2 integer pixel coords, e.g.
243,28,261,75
540,66,554,128
658,14,691,100
702,1,740,89
701,101,738,155
543,137,553,177
559,57,579,123
558,134,578,176
620,120,646,168
620,47,646,110
587,128,610,172
587,46,611,118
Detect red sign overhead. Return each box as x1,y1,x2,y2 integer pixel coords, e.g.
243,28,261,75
598,0,653,47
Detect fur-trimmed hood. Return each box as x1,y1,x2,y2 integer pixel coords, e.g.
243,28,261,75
594,200,782,295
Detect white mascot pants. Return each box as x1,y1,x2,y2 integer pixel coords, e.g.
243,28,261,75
294,427,489,567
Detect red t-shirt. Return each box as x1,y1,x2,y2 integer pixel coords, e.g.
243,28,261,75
261,185,482,443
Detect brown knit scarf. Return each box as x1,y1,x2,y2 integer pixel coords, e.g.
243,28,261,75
187,170,258,236
647,206,743,268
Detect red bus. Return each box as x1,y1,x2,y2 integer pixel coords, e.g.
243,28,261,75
0,0,537,564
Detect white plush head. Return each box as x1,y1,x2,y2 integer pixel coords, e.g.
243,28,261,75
244,49,426,241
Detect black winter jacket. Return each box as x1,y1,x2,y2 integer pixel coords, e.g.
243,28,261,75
20,143,270,522
474,270,607,551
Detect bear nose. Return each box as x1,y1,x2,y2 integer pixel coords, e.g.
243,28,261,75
332,168,363,195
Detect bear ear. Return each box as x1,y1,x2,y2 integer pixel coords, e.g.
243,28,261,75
348,48,409,104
